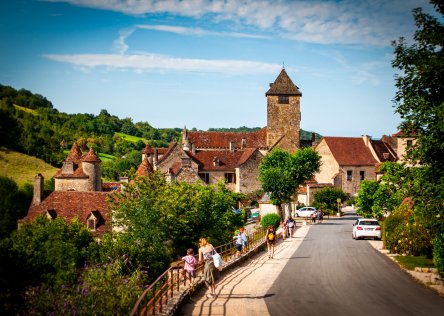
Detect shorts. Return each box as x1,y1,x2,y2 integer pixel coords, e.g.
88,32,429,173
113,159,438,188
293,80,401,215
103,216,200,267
236,243,243,252
186,269,196,278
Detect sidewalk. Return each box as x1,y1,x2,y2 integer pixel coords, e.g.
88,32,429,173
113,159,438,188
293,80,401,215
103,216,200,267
177,225,311,316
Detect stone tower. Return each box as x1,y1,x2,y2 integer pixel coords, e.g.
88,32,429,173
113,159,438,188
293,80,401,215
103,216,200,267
81,147,102,191
266,68,302,153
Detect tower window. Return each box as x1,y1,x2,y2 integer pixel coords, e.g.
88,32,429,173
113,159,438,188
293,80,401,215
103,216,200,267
278,95,289,104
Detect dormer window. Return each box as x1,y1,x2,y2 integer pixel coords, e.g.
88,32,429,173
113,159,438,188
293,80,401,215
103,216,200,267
278,95,289,104
87,218,96,230
46,209,57,220
87,211,102,231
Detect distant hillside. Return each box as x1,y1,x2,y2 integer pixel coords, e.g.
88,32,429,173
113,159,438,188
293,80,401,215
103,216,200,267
0,147,58,188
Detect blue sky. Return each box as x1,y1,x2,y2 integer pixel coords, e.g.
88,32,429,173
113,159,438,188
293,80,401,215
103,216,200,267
0,0,436,138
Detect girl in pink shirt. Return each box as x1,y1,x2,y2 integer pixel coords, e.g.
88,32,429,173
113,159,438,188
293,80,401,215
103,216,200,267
182,248,197,287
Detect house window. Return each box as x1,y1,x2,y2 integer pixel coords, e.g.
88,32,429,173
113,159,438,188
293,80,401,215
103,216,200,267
87,218,96,230
407,139,413,147
278,95,289,104
224,173,236,184
347,170,353,181
199,173,210,184
360,171,365,181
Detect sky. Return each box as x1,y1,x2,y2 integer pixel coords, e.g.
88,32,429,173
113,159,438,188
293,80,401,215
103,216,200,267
0,0,438,138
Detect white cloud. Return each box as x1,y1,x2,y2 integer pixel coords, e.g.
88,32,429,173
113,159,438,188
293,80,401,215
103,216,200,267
44,53,282,75
46,0,429,46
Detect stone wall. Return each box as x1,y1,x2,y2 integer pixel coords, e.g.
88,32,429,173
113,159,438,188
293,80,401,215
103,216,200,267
266,95,300,153
314,139,339,184
236,150,263,194
55,178,91,191
340,165,376,196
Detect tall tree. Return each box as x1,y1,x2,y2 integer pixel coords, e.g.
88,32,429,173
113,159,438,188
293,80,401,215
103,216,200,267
392,0,444,273
259,147,321,218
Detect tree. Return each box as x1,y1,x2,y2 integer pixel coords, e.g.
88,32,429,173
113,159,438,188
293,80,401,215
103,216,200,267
313,187,347,215
259,147,321,218
392,0,444,273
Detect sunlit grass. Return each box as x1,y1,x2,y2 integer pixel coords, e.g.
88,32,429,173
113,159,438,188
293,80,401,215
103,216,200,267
0,147,58,188
114,132,147,144
13,104,39,116
394,255,434,270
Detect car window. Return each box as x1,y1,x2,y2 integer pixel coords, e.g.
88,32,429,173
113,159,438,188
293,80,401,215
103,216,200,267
359,221,379,226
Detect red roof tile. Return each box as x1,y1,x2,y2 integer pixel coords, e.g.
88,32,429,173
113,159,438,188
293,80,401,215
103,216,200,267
323,137,377,166
25,191,113,235
65,143,83,163
136,157,153,176
192,150,247,171
82,147,101,162
187,128,267,150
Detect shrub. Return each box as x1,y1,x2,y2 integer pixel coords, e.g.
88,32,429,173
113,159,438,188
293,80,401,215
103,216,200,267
260,213,281,229
392,222,432,257
433,233,444,277
383,213,405,251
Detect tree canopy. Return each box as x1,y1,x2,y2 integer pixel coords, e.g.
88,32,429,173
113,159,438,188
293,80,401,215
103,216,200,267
259,147,321,218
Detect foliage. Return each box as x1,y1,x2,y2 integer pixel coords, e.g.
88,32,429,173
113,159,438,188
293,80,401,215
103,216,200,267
356,162,408,219
0,216,97,314
24,258,145,315
433,233,444,277
259,147,321,218
0,176,32,237
391,0,444,273
313,187,347,214
384,204,432,257
260,213,281,229
108,172,244,278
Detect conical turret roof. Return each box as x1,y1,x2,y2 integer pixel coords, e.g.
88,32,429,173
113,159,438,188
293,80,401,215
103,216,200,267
82,147,101,163
65,143,83,163
136,156,153,177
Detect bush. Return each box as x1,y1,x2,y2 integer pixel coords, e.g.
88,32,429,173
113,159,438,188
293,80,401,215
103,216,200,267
383,213,405,251
260,213,281,229
392,222,432,257
433,233,444,277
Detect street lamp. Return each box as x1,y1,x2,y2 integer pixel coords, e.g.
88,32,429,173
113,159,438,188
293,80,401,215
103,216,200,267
337,198,342,217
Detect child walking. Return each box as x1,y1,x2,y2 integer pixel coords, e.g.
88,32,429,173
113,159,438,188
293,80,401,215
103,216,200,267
182,248,197,288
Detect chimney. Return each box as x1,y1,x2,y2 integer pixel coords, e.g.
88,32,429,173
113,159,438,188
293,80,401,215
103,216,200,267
241,138,247,149
229,141,235,152
33,173,44,205
362,135,371,147
154,149,158,165
311,132,316,144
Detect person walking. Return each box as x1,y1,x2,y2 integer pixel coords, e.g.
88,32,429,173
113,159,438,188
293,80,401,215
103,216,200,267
287,217,295,238
239,227,248,253
198,237,217,298
281,218,288,240
182,248,197,288
318,210,324,224
233,230,243,257
266,225,276,259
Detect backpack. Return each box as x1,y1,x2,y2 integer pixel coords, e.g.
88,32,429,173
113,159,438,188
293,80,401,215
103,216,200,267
267,232,275,241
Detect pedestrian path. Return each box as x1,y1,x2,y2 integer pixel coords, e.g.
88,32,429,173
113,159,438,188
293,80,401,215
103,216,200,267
177,225,310,316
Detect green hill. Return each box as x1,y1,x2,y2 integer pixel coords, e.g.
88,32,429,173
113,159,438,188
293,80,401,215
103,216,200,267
0,147,58,188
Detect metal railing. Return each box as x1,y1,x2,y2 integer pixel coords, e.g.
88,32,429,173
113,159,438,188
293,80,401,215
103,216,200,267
130,226,267,316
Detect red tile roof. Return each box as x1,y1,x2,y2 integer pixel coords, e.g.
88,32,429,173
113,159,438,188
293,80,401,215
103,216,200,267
54,166,89,179
25,191,113,236
187,128,267,150
65,143,83,163
136,157,153,176
370,139,397,162
82,147,101,162
192,150,246,171
323,137,378,166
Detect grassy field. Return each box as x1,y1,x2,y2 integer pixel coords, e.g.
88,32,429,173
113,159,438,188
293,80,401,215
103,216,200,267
13,104,39,116
0,147,59,188
114,132,147,144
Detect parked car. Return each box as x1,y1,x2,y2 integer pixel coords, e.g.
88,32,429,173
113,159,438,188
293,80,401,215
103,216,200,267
352,218,381,240
294,207,318,218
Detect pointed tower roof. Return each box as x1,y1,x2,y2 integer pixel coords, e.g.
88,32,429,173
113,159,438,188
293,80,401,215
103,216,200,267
142,143,152,154
65,143,83,163
266,68,301,96
136,156,153,177
82,147,101,163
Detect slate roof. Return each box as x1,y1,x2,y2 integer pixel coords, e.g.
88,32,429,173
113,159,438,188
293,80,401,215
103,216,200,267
265,68,302,96
322,137,378,166
187,128,267,150
370,139,397,162
25,191,113,236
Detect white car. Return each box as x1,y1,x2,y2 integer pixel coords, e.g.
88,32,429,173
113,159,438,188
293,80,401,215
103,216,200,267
352,218,381,240
294,207,317,218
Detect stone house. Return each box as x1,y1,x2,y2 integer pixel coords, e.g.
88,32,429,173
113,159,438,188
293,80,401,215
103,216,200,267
137,68,304,194
313,134,405,196
20,144,118,236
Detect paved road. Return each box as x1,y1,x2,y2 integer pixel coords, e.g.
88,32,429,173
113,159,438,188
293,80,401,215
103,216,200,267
178,214,444,316
265,214,444,316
